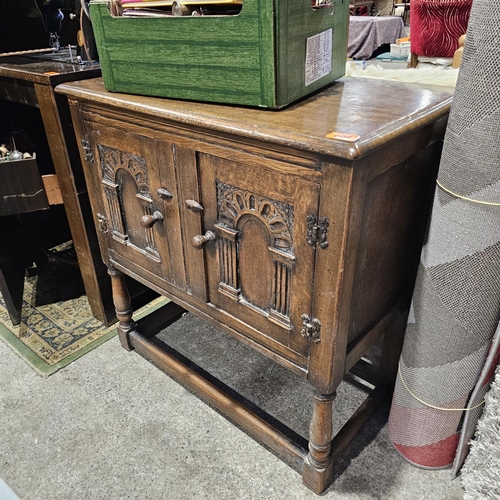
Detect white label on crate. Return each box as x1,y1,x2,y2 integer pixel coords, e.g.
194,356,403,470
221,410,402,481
305,29,332,86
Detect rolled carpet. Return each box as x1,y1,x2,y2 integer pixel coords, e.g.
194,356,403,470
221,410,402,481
387,0,500,472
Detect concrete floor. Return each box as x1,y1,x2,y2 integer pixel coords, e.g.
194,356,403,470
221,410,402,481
0,313,465,500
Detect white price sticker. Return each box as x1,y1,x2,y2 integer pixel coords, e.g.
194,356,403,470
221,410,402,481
305,29,333,86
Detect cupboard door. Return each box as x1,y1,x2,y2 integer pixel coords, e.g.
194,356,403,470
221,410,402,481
82,120,185,289
198,154,319,358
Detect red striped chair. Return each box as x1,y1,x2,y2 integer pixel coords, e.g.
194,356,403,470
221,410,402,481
409,0,472,67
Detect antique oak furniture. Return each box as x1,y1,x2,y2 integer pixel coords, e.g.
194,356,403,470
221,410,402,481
58,76,453,493
0,53,120,324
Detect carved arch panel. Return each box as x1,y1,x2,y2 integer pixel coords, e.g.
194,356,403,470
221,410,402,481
98,144,160,261
216,181,295,329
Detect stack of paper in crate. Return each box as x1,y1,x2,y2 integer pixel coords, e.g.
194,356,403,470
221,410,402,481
120,0,242,17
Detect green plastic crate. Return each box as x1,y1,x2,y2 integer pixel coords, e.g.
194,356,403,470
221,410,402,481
90,0,349,108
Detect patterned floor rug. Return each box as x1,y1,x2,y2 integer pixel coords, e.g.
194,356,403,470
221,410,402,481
0,254,167,377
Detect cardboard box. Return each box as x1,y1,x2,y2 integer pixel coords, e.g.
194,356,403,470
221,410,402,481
90,0,349,108
390,42,410,57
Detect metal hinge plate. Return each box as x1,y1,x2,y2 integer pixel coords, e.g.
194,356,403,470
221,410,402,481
97,213,108,233
81,139,94,164
306,214,329,249
301,314,321,343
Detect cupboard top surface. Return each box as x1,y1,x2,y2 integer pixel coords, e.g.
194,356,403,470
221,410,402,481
57,76,452,160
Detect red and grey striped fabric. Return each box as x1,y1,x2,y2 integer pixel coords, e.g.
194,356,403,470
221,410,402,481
389,0,500,472
411,0,472,57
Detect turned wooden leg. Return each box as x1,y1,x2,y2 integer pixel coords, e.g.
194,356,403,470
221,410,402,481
302,391,336,494
108,266,137,351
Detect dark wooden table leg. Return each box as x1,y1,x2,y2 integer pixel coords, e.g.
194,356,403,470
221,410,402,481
108,266,138,351
302,391,336,494
0,216,34,326
34,83,115,326
0,244,25,326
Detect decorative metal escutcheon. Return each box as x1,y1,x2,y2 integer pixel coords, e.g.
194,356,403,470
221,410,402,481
97,213,108,233
301,314,321,343
81,139,94,164
306,214,329,249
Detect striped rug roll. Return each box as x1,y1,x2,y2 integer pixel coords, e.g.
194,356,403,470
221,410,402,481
388,0,500,472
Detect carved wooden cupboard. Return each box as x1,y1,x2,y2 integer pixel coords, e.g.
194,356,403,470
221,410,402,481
58,77,453,493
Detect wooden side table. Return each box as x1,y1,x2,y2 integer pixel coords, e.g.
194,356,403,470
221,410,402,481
58,76,452,493
0,53,116,325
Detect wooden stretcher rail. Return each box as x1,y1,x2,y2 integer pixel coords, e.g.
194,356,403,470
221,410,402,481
126,304,391,481
129,328,309,472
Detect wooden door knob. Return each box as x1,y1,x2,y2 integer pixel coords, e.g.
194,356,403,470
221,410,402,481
140,211,164,228
185,199,204,213
192,231,216,249
157,187,173,200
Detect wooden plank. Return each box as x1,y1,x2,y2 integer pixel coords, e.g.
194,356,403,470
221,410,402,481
41,174,63,205
0,48,53,57
174,146,207,301
287,178,320,355
56,77,453,162
307,161,353,394
348,358,378,388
